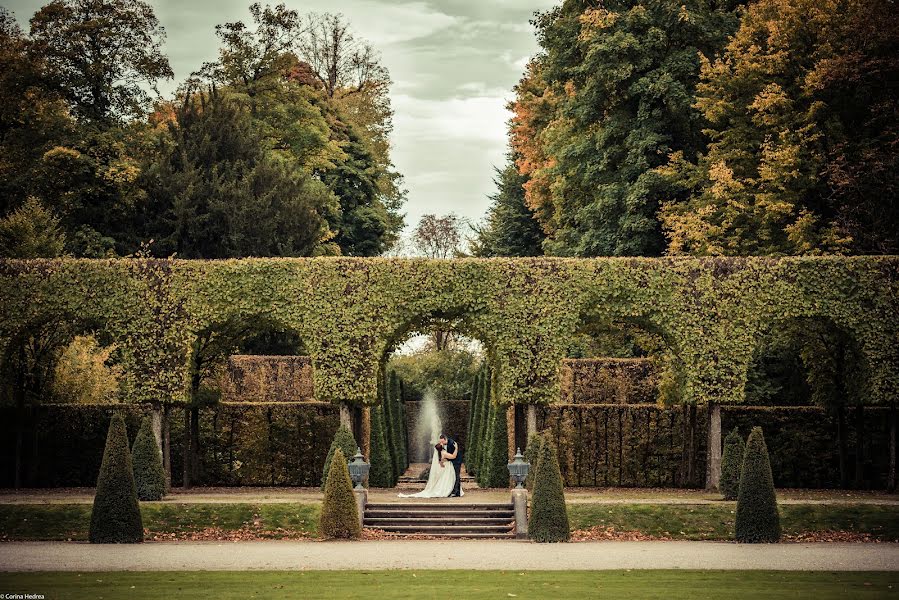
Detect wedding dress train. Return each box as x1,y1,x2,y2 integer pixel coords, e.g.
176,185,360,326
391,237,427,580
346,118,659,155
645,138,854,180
397,449,464,498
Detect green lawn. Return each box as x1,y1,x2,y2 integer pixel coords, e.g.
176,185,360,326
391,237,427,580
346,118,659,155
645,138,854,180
567,503,899,541
1,501,896,541
0,571,895,599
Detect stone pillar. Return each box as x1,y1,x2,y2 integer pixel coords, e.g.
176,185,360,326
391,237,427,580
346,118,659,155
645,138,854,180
511,488,528,539
705,402,722,490
353,487,368,531
527,405,537,440
339,402,353,431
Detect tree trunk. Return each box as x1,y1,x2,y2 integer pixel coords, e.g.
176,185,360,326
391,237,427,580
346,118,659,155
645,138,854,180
339,402,353,431
527,404,537,440
854,405,865,489
163,405,171,490
837,405,849,488
889,404,896,493
182,407,192,489
705,402,722,490
151,405,163,461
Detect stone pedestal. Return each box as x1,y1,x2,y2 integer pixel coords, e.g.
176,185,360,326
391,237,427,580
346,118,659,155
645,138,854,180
511,488,528,539
353,487,368,531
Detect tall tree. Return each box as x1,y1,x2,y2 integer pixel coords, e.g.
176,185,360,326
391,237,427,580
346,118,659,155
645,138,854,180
658,0,899,256
141,89,336,258
513,0,741,257
29,0,173,124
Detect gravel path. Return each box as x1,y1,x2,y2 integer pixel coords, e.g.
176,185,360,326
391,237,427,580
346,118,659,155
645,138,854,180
1,540,897,572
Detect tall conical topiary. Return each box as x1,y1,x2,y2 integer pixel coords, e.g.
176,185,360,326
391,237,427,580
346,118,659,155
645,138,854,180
132,416,166,501
318,448,361,539
466,370,483,475
524,431,545,491
368,405,393,487
476,368,494,485
735,426,781,543
388,371,407,478
89,413,143,543
529,436,570,543
382,373,398,483
321,425,358,491
720,427,745,501
479,401,509,488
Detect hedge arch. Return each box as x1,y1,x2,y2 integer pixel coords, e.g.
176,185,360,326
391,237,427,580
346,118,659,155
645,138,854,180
1,257,896,415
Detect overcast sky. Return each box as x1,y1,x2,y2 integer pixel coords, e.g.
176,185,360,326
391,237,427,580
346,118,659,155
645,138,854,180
7,0,558,241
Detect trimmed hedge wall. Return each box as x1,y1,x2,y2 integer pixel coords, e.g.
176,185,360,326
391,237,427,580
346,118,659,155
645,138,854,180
221,355,314,403
2,257,896,409
537,404,893,489
560,358,658,404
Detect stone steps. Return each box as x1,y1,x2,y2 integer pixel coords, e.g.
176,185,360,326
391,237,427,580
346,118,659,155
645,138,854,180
363,502,516,538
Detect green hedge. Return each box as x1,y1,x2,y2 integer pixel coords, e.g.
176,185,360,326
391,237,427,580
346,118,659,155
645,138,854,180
3,257,896,410
720,427,745,500
132,416,166,500
368,405,393,487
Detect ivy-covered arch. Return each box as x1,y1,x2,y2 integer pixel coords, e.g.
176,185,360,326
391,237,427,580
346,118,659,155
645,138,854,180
0,257,896,417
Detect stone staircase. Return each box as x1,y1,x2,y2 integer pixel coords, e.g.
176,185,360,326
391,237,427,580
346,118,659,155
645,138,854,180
363,502,516,538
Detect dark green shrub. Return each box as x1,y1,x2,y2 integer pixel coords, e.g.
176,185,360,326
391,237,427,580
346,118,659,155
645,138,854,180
368,405,393,487
321,425,358,491
720,427,745,500
528,436,570,543
318,448,361,539
89,413,143,543
524,431,545,491
735,426,781,543
131,416,166,501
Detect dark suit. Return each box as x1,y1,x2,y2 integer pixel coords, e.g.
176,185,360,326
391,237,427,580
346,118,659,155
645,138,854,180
445,438,462,497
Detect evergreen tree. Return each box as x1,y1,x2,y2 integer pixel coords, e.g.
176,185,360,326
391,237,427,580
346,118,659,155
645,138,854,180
321,425,358,491
89,413,143,543
528,436,570,543
720,427,744,501
474,159,545,257
368,404,393,487
0,197,66,258
318,448,361,539
735,427,781,543
465,370,482,475
475,367,492,480
381,373,398,484
131,416,166,501
478,400,509,489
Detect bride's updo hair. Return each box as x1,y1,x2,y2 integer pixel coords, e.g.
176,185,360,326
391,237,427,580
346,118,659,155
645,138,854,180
435,443,444,453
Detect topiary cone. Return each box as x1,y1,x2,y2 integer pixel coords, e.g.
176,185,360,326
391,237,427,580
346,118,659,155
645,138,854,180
368,405,393,487
321,425,357,491
132,415,167,501
720,427,744,501
318,448,361,539
524,431,545,491
528,436,570,543
89,413,143,543
735,426,780,543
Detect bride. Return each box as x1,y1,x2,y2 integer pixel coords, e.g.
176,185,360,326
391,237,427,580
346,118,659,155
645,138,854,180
398,443,464,498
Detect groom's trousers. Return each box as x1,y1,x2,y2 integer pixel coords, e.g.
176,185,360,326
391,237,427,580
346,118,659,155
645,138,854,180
451,461,461,496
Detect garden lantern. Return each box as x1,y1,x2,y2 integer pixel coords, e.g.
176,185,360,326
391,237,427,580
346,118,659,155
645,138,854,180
347,447,370,490
507,448,529,489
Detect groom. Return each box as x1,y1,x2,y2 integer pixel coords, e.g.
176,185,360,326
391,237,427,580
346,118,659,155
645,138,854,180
439,433,462,497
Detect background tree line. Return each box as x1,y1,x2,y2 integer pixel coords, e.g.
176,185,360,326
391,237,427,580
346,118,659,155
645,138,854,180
0,0,405,260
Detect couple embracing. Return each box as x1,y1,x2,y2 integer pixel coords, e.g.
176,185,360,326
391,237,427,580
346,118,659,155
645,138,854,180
398,433,464,498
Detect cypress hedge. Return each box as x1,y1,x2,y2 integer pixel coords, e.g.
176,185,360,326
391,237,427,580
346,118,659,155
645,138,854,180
475,368,493,483
368,405,393,487
89,413,143,543
720,427,745,501
131,416,166,501
528,436,570,543
466,371,483,475
318,448,361,539
382,373,398,483
735,426,781,543
478,401,509,488
524,430,545,491
321,425,358,491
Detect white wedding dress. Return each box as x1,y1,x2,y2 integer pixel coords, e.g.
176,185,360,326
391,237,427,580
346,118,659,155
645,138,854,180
397,450,464,498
